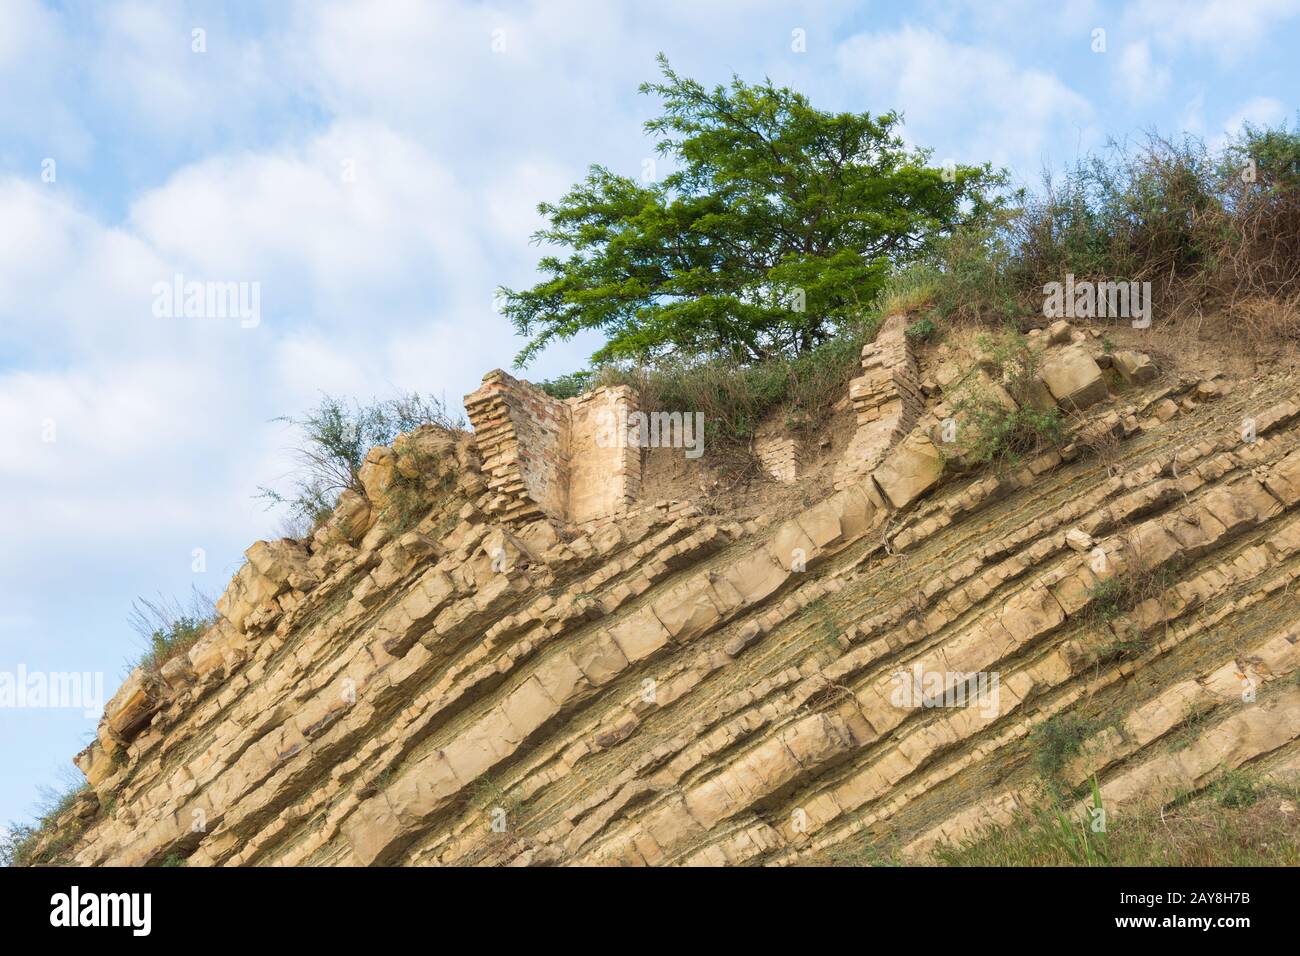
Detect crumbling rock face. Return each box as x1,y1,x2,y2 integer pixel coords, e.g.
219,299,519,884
35,316,1300,868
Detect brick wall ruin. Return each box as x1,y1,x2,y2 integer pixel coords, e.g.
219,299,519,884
568,386,641,523
463,370,568,523
464,370,640,525
467,316,925,515
834,314,924,489
755,426,799,483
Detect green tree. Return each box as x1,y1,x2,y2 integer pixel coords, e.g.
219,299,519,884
503,55,1002,367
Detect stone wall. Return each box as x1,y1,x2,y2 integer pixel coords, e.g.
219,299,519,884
834,314,925,489
568,385,641,523
464,370,569,523
464,370,641,525
755,429,799,483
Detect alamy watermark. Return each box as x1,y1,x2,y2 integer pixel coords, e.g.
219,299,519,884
50,886,151,936
594,409,705,459
0,665,104,718
152,273,261,328
1042,274,1151,328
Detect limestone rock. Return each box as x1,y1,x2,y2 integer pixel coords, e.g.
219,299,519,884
1065,528,1094,552
1112,350,1157,385
358,446,397,509
1038,346,1108,410
246,538,310,590
103,669,158,741
873,435,944,510
31,338,1300,873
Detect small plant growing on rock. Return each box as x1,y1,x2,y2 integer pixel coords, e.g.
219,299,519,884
1208,769,1259,809
950,328,1067,470
904,317,939,343
1072,415,1123,477
468,774,530,845
0,823,37,867
1031,713,1099,788
877,263,941,318
1,776,93,867
128,589,216,675
1086,577,1131,622
258,391,463,536
1083,544,1183,655
379,432,462,533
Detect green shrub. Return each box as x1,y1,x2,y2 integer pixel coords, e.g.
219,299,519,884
539,371,595,400
950,327,1067,469
876,263,941,316
1031,713,1098,784
0,824,37,867
128,590,216,674
1007,125,1300,325
1087,576,1131,622
955,402,1065,469
377,438,460,534
899,123,1300,343
927,213,1025,324
904,317,938,343
258,392,464,535
1084,556,1182,636
587,317,876,470
2,778,92,867
1209,769,1259,809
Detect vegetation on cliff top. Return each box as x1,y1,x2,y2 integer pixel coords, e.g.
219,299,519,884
504,54,1000,368
521,63,1299,482
257,391,464,537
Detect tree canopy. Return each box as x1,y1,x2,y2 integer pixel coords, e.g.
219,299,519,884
502,55,1002,367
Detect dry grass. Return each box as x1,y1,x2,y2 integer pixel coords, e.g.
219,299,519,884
929,775,1299,867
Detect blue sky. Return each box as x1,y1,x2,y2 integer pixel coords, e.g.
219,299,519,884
1,0,1297,830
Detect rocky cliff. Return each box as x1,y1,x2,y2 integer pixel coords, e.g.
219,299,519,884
28,315,1300,866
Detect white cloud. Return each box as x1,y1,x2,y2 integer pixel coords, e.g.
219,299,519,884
0,179,174,359
1125,0,1300,62
0,357,267,565
1115,40,1171,104
0,1,93,167
835,27,1096,175
1222,95,1287,134
0,0,56,70
128,120,488,326
85,1,297,148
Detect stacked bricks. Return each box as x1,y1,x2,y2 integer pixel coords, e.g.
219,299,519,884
755,433,799,483
833,314,925,490
464,370,569,523
465,370,642,526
